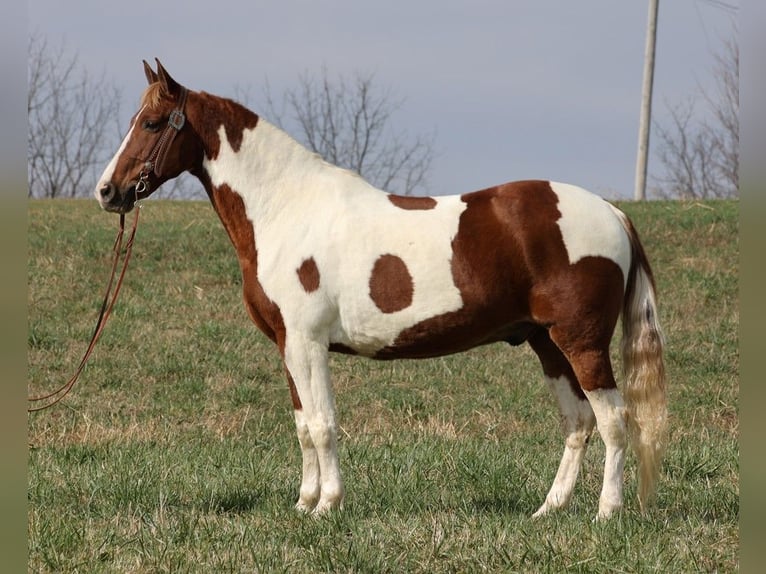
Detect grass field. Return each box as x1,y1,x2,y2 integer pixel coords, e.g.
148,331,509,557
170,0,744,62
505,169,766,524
28,198,738,573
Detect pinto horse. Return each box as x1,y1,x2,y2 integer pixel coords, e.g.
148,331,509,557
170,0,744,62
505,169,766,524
96,60,666,520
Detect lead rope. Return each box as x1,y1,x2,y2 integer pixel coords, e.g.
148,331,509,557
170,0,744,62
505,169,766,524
28,202,142,412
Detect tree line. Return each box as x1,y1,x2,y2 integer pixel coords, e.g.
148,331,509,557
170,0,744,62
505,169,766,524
27,34,433,200
27,31,738,200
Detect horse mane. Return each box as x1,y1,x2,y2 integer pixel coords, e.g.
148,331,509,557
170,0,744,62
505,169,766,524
140,83,165,110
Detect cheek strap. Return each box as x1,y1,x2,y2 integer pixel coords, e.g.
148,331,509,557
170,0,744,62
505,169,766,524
141,86,189,184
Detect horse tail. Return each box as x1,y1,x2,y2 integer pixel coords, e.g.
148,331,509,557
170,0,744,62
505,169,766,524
615,208,668,512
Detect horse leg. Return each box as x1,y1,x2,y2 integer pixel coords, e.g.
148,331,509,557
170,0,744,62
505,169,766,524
527,330,596,517
288,374,321,513
548,327,627,520
283,333,345,515
584,382,627,520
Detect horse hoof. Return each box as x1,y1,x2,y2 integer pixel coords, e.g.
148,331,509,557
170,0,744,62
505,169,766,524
295,500,317,514
312,499,344,516
595,504,622,521
531,505,550,519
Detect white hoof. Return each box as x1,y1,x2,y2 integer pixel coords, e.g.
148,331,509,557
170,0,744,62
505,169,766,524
311,495,344,517
595,502,622,521
532,503,551,519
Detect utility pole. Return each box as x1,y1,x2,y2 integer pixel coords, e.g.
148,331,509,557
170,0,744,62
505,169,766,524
634,0,659,200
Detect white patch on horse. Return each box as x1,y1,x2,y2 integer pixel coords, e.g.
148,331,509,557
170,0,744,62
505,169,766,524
533,375,596,517
94,106,145,205
584,387,628,519
203,119,467,356
550,182,631,286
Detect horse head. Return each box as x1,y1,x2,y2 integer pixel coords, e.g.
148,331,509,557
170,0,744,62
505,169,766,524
96,59,202,213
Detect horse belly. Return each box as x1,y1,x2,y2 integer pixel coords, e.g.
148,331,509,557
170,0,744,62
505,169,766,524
331,281,535,359
330,286,465,358
376,324,537,359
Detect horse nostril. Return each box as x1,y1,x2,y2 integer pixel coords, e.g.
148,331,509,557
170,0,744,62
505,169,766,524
99,183,115,202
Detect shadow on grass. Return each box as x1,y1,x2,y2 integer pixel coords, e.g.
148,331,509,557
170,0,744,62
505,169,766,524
468,494,530,516
202,488,265,514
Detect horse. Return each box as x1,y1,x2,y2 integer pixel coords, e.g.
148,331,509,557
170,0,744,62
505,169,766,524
95,59,666,520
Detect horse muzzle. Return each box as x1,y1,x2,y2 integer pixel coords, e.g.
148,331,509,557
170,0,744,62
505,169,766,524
97,182,143,213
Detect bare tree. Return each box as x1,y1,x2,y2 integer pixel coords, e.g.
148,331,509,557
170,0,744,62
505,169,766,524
263,69,435,196
705,34,739,194
653,30,739,199
27,34,122,198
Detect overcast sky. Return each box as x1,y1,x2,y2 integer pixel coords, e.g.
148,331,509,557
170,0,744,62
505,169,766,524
28,0,738,200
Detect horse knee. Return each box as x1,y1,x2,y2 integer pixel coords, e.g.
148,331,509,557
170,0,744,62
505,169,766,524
543,374,595,440
308,419,337,450
295,417,314,448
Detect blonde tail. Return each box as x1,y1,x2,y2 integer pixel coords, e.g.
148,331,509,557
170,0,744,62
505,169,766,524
618,211,668,512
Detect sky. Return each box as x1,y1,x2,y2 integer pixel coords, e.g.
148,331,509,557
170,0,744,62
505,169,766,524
28,0,738,200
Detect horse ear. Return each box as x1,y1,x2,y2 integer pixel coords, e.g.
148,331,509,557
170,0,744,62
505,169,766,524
155,58,182,98
143,60,158,85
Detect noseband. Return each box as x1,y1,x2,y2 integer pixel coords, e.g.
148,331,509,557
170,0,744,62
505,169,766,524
136,86,189,194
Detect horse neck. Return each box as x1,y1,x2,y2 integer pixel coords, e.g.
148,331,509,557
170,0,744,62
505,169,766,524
191,94,366,228
225,119,327,215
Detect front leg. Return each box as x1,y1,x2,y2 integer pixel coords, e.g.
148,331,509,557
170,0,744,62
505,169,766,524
293,408,320,513
284,334,345,515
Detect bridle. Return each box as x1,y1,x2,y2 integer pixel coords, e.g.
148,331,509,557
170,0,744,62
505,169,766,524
136,86,189,195
28,87,189,412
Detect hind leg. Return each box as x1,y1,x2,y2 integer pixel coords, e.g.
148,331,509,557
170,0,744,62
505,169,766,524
530,259,627,519
528,330,596,517
583,384,628,519
548,330,628,520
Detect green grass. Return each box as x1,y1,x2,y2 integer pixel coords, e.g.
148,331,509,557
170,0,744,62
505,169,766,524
28,198,738,572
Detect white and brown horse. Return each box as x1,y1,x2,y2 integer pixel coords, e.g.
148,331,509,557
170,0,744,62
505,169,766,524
96,60,666,520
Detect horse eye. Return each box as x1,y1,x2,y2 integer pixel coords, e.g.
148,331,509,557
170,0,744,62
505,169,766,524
142,119,161,132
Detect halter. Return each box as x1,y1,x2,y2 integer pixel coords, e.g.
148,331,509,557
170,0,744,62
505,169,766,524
136,86,189,193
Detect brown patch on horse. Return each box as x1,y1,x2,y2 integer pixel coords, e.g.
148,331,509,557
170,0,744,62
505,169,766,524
297,257,321,293
374,182,548,357
387,195,437,210
136,86,259,173
202,179,285,344
530,255,624,393
199,177,303,409
285,370,303,410
527,328,585,400
374,180,623,361
187,91,259,160
329,342,359,355
369,254,414,314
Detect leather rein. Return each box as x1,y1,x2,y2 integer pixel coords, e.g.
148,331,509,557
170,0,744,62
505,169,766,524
27,209,140,412
28,87,189,412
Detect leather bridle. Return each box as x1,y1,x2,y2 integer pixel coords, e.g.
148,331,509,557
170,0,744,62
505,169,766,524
136,86,189,194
